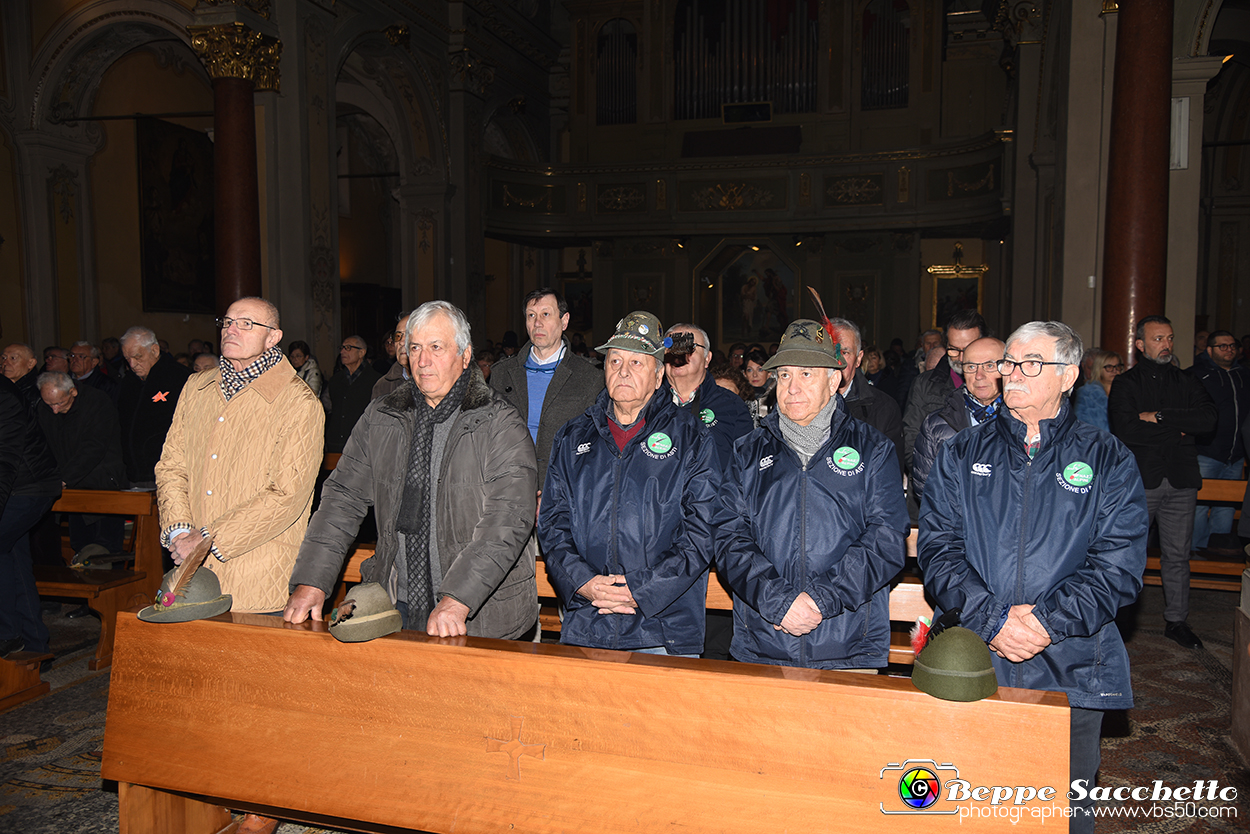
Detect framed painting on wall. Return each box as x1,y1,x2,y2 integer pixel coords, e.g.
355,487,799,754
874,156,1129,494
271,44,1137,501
136,118,216,314
559,275,594,334
714,245,799,345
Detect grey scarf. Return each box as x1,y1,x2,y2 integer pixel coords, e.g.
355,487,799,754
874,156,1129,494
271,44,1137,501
779,395,837,467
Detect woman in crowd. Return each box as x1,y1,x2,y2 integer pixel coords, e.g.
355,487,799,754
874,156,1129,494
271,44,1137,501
289,340,323,399
742,346,776,425
1072,348,1122,431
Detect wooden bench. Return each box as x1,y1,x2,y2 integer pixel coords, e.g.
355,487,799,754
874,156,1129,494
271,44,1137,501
335,530,934,665
102,610,1069,834
1144,478,1248,592
34,489,163,671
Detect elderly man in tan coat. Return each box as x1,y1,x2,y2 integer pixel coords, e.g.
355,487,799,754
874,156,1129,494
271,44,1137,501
156,297,324,615
155,296,323,834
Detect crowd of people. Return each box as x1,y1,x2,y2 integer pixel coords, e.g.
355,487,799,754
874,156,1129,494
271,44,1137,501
2,290,1248,834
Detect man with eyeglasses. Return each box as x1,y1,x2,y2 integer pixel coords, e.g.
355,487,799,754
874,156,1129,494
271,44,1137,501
910,337,1005,504
155,297,324,618
663,323,752,469
372,312,413,399
902,310,988,512
1186,329,1249,555
323,334,382,455
1109,315,1217,649
920,321,1147,833
68,341,119,404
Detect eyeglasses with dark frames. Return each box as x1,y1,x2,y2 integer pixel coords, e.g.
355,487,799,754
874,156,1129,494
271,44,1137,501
216,317,277,332
997,359,1072,377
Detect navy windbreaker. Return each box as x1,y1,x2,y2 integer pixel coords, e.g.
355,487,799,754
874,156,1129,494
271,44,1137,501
539,387,722,655
918,401,1146,710
717,397,909,669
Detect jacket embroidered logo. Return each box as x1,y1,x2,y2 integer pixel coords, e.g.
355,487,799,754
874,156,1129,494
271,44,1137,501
152,391,169,402
758,454,774,470
972,463,992,477
575,442,592,455
1063,462,1094,487
646,432,673,454
832,446,860,470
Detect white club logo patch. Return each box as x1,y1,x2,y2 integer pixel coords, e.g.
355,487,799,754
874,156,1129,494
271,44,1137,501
972,463,992,477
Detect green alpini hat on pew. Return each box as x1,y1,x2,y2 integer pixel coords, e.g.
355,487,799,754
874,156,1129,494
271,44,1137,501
911,626,998,702
329,583,402,643
138,565,232,623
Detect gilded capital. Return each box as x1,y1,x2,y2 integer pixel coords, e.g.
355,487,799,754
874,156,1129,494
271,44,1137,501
189,23,282,91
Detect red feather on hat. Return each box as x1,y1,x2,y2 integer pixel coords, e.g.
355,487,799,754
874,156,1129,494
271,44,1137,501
806,287,842,352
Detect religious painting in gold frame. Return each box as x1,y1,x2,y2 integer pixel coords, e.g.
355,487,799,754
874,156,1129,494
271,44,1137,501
928,242,987,330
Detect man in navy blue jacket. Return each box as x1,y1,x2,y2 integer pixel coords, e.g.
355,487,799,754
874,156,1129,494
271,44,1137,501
919,321,1147,833
540,311,722,657
718,319,908,670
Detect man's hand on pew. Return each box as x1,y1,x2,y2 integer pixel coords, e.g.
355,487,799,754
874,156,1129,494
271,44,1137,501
578,575,638,615
170,530,205,566
427,596,470,637
988,604,1051,662
283,585,328,623
777,593,822,636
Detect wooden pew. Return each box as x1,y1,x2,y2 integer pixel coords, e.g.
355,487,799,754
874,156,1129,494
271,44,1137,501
1144,478,1248,592
334,530,934,664
102,611,1069,834
35,489,163,671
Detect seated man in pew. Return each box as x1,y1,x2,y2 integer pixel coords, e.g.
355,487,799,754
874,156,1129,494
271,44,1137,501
717,319,908,670
286,301,539,641
919,321,1147,834
539,311,722,658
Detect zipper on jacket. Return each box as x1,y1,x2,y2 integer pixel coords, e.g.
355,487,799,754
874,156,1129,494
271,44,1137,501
799,470,808,667
609,450,623,650
1013,456,1033,689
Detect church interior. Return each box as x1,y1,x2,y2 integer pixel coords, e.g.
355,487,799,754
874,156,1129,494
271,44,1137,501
0,0,1246,360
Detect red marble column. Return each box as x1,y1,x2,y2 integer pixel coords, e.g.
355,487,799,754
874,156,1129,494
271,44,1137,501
1101,0,1173,366
213,76,262,313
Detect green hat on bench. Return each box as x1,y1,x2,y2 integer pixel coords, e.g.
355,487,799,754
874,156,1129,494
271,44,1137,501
138,566,232,623
329,583,402,643
911,626,998,702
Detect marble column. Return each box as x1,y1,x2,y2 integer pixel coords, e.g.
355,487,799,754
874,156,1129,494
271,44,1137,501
1100,0,1173,366
189,22,281,313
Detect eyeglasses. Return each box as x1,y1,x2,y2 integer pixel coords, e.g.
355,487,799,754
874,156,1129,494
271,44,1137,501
1103,363,1125,373
961,360,1000,375
216,317,277,332
69,353,93,361
1209,342,1237,351
340,344,364,351
946,346,966,358
997,359,1072,377
388,331,405,343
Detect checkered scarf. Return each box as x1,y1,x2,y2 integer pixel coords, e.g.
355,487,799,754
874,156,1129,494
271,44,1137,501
219,347,283,401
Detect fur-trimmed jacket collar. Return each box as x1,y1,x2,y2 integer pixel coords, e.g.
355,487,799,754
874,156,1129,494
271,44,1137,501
380,364,494,415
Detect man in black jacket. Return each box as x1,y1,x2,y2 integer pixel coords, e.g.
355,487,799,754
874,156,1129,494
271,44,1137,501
118,326,192,487
829,317,904,476
323,335,382,454
901,311,988,473
1187,330,1249,554
1109,316,1217,649
36,372,128,553
0,377,62,657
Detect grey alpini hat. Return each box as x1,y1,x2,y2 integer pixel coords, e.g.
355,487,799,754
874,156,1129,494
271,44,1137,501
596,311,668,357
762,319,847,371
329,583,403,643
